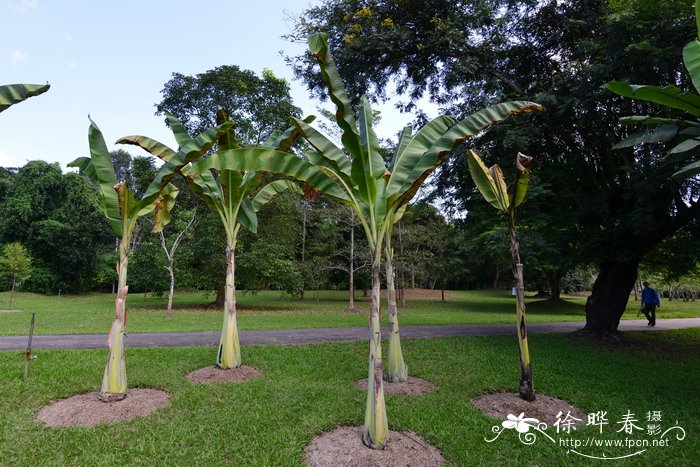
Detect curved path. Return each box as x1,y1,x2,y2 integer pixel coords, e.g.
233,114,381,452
1,318,699,351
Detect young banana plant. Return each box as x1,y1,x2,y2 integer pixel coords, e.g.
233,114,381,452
119,111,304,369
68,118,198,401
467,150,536,401
0,83,49,113
223,32,542,448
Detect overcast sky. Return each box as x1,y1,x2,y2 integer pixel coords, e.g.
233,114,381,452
0,0,436,170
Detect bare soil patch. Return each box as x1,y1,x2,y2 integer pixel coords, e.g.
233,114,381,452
305,426,444,466
472,391,585,426
357,376,435,396
36,388,170,427
0,309,20,313
186,365,261,384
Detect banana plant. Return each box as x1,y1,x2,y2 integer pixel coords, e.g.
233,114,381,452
0,83,49,113
68,118,204,401
203,32,541,448
119,111,304,369
467,150,536,401
606,2,700,180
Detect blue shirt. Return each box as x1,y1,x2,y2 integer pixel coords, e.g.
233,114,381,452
641,287,660,305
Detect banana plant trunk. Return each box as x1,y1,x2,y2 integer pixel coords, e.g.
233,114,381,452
384,244,407,383
100,236,129,402
363,246,389,449
508,216,534,401
217,233,241,369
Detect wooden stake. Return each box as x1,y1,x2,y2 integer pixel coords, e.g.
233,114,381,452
24,311,35,379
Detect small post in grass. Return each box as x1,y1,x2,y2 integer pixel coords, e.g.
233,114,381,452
24,311,35,379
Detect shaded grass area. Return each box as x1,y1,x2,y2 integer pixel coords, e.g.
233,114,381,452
1,330,698,465
0,289,698,336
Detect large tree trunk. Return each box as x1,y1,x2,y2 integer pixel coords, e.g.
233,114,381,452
363,247,388,450
584,260,639,336
217,236,241,369
549,270,562,301
100,238,129,402
215,283,225,306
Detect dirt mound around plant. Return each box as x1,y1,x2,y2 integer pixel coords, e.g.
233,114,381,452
357,376,435,396
36,388,170,427
186,365,261,384
305,426,444,466
472,391,585,426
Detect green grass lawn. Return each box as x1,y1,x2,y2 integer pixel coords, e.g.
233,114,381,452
1,330,698,465
0,289,698,336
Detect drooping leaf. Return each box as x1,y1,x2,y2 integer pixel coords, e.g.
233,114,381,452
510,153,533,209
668,136,700,154
191,148,350,202
237,197,258,233
684,39,700,95
619,116,699,127
251,179,302,212
489,164,510,213
673,159,700,180
612,125,679,149
151,183,179,233
0,83,49,113
606,81,700,117
116,135,177,162
467,150,504,212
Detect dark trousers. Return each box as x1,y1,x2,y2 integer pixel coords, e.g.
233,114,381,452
643,303,656,325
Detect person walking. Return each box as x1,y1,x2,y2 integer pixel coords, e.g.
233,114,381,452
641,281,660,327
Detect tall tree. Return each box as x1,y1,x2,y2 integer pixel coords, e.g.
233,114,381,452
157,66,302,144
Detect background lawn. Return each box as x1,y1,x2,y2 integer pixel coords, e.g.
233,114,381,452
0,289,698,336
0,330,698,465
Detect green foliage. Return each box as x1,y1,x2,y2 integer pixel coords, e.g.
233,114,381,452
0,162,113,293
607,1,700,179
0,242,32,288
156,66,301,144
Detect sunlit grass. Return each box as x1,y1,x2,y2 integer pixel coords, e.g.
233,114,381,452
0,289,697,336
0,330,698,465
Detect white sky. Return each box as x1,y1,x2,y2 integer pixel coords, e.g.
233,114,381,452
0,0,437,170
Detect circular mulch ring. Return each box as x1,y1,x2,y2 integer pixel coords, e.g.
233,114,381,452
472,392,586,426
36,388,170,427
357,376,435,396
186,365,261,384
305,426,444,467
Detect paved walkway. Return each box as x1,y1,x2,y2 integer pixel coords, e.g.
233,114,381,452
1,318,699,351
